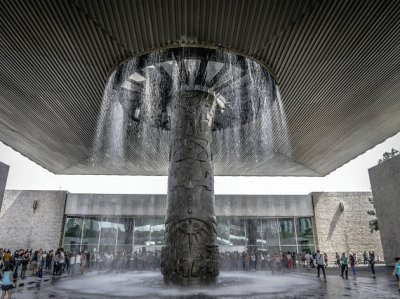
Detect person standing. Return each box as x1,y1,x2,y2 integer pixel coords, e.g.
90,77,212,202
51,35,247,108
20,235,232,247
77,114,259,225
393,257,400,292
12,250,21,280
274,253,281,274
340,253,348,279
2,250,11,269
287,252,293,270
75,252,82,274
69,254,75,275
335,252,340,268
316,250,326,279
349,253,357,277
1,266,14,299
20,251,29,278
31,251,38,276
37,251,45,280
305,252,311,270
250,253,256,271
58,249,65,276
52,250,60,276
369,251,376,276
292,252,297,269
46,250,53,271
324,253,328,268
363,251,368,265
81,251,87,273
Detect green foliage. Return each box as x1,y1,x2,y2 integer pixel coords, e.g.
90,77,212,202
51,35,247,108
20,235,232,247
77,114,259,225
367,197,379,233
378,148,399,164
369,219,379,233
371,148,399,230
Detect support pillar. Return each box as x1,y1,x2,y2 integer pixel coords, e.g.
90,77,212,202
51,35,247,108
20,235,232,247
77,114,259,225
161,90,219,285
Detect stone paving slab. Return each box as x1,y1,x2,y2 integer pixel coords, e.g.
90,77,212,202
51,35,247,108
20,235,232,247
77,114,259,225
5,268,399,299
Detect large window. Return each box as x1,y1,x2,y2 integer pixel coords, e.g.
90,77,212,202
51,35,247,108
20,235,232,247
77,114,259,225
63,216,315,254
64,216,166,253
262,218,280,253
279,218,296,245
229,218,247,246
296,217,315,253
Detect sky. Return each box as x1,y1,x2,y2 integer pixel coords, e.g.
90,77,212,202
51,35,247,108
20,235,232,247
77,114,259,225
1,131,399,195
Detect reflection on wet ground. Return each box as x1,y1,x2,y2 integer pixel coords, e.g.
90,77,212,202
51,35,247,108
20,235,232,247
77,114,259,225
9,269,400,299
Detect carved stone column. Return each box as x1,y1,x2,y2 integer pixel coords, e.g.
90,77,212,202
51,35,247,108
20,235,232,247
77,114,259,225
161,90,219,285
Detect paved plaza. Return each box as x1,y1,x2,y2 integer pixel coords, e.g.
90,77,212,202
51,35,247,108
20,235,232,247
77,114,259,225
1,0,400,297
6,266,400,299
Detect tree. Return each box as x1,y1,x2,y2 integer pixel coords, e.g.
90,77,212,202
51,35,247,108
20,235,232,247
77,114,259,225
378,148,399,164
367,197,379,233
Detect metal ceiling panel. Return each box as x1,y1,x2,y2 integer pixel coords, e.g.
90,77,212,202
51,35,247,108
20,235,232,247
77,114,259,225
0,0,399,176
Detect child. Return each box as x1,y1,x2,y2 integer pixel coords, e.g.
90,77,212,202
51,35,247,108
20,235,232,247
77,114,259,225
393,257,400,292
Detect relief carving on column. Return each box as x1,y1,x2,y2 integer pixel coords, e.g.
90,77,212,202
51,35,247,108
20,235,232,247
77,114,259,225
162,90,219,284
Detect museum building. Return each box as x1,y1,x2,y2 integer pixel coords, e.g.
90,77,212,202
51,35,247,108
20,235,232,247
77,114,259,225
0,185,384,261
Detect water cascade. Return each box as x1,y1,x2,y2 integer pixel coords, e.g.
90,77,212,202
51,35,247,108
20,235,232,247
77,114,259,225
92,47,292,285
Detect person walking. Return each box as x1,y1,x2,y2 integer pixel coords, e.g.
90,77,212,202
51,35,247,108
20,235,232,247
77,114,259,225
316,250,326,279
369,251,376,277
393,257,400,292
349,253,357,277
340,253,348,279
1,266,14,299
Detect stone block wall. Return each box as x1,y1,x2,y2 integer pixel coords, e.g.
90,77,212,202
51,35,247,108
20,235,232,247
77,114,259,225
312,192,383,261
369,154,400,265
0,162,9,213
0,190,67,251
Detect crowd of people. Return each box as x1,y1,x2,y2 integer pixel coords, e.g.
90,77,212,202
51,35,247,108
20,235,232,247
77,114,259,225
0,247,399,297
220,251,310,272
0,247,163,298
222,248,399,291
0,247,386,278
0,247,163,279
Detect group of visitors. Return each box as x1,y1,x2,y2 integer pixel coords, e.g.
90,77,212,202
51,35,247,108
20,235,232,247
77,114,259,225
219,250,335,273
0,246,162,298
219,251,297,272
314,249,400,292
334,250,377,279
1,246,399,297
0,247,162,278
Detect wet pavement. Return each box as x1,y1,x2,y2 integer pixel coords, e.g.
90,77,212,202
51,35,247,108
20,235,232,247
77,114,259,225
7,266,400,298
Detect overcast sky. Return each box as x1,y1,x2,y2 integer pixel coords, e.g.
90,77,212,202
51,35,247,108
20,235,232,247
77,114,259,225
1,131,399,195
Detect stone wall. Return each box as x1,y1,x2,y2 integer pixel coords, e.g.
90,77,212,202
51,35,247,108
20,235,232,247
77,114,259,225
369,154,400,265
0,190,67,251
0,162,9,213
312,192,383,261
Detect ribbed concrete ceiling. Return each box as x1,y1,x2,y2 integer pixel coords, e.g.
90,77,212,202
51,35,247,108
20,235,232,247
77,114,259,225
0,0,400,176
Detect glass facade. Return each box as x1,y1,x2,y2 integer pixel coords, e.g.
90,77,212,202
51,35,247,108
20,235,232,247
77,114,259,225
63,216,315,254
